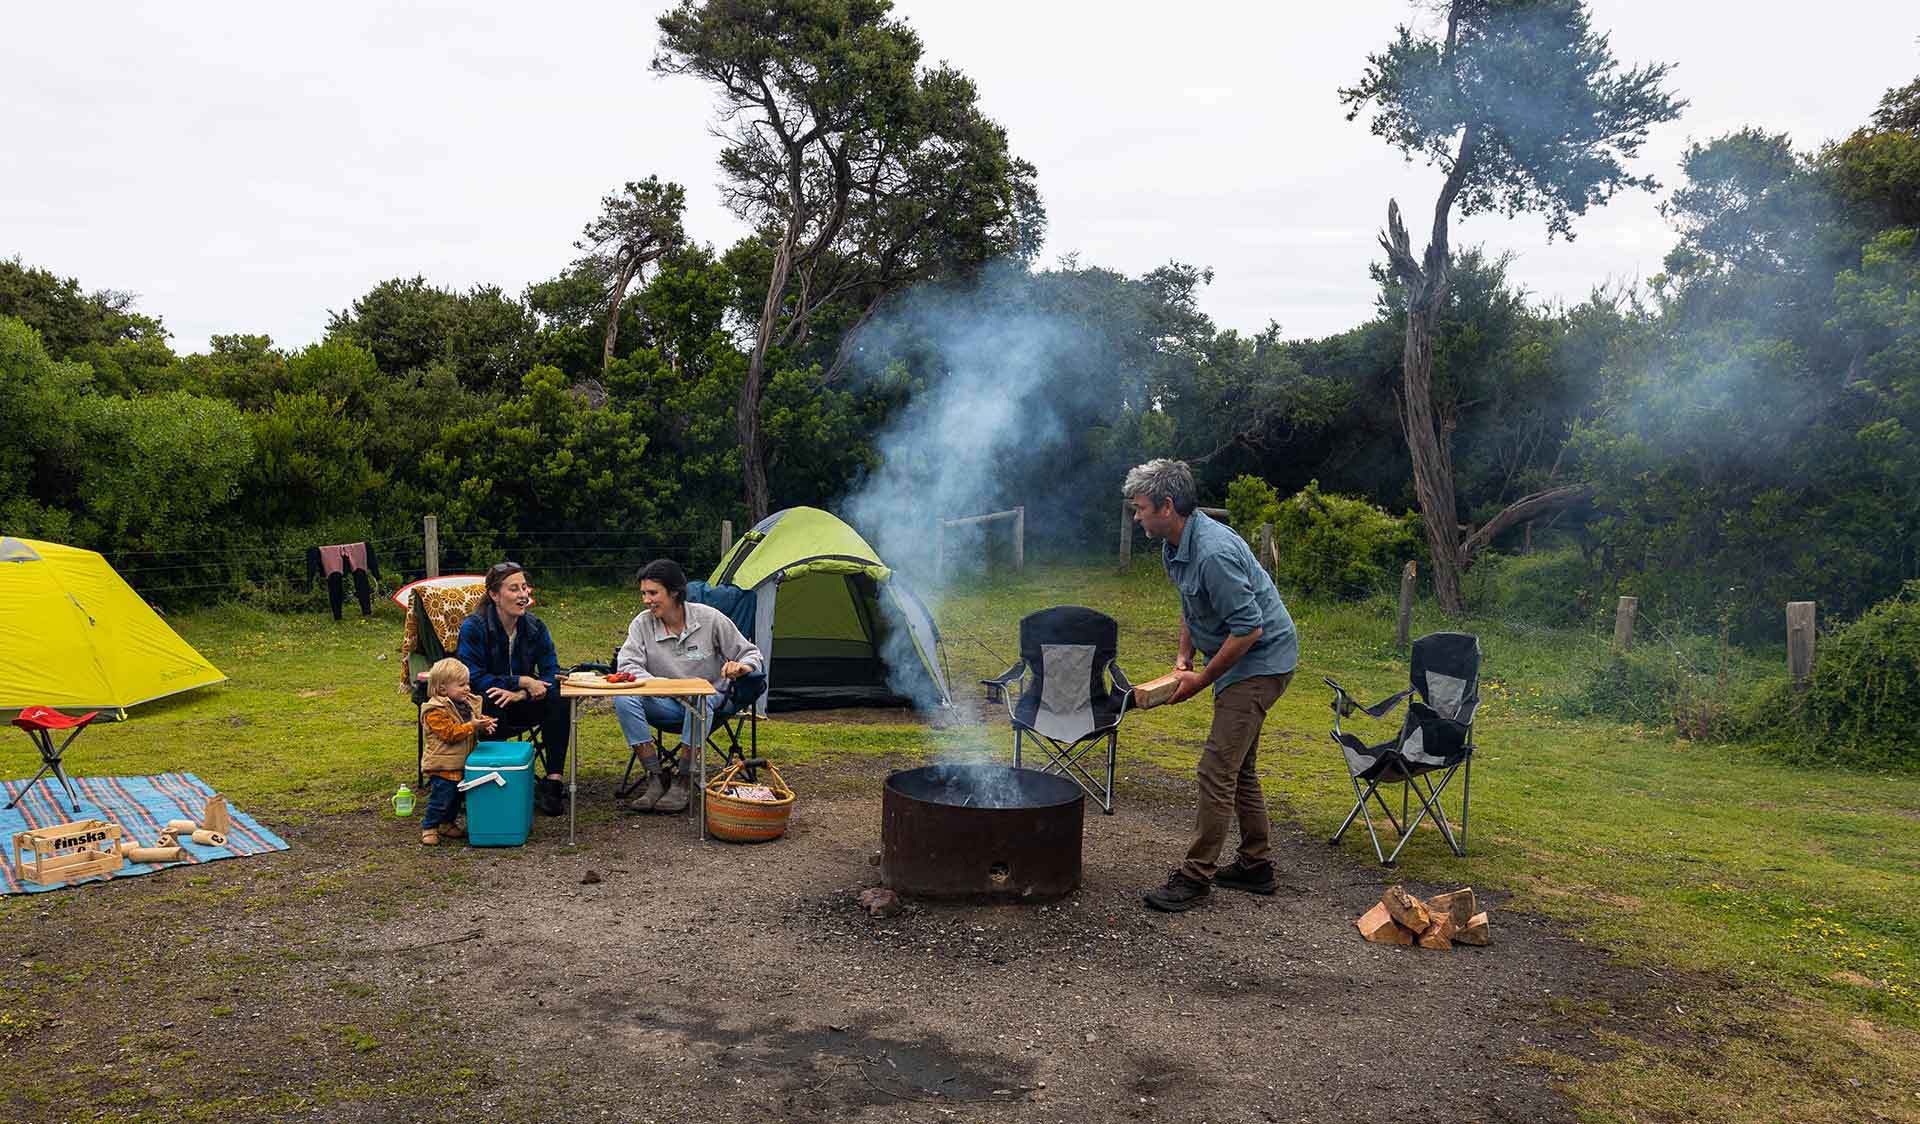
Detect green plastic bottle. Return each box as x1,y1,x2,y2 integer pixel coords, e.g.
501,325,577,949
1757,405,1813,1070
392,784,415,817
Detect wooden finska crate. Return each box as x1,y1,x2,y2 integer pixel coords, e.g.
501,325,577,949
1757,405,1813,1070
12,819,126,886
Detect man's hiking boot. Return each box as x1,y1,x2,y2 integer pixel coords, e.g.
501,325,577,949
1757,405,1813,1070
1214,857,1277,895
1143,869,1211,912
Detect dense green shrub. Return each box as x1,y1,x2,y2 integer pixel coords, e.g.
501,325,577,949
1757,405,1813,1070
1463,546,1601,626
1226,475,1421,599
1224,475,1281,539
1734,581,1920,769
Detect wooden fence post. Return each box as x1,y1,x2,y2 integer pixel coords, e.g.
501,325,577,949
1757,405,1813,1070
1012,506,1025,572
1396,560,1416,650
423,514,439,579
720,519,733,558
1257,523,1276,577
1118,500,1132,568
1612,596,1638,653
934,519,945,586
1788,601,1816,691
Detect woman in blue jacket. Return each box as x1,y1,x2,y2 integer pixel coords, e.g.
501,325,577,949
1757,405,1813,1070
456,561,569,815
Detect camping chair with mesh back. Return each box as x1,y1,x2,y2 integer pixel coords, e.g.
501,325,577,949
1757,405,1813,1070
1324,631,1480,866
981,605,1134,815
615,580,767,798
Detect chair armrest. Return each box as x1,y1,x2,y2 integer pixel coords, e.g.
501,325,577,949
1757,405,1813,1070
716,672,768,718
1324,677,1355,718
1324,677,1412,741
980,659,1026,706
1108,661,1134,695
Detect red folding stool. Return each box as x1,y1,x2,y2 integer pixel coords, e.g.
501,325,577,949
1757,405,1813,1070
8,706,100,815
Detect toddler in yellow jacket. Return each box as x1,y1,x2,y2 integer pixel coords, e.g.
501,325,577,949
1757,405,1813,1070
419,657,497,844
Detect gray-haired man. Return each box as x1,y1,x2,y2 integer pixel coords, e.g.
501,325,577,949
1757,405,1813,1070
1124,458,1298,912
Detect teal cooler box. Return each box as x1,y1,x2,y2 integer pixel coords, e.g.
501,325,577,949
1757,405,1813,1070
459,740,536,846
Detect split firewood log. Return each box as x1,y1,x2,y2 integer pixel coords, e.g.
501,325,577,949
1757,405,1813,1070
1382,885,1432,931
1417,913,1457,950
1132,673,1182,710
1355,903,1415,945
1456,911,1491,946
1427,887,1478,929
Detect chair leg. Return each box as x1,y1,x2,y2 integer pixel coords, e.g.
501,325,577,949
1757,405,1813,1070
1413,773,1461,853
8,731,83,814
1459,754,1471,854
1029,733,1117,813
615,748,646,800
652,724,683,787
1387,764,1466,863
7,744,60,811
1332,775,1391,864
1103,730,1116,815
48,758,83,814
1354,778,1389,864
1370,784,1404,837
1330,775,1367,843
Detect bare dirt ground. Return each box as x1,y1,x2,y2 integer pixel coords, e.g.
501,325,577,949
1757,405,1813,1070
0,755,1676,1124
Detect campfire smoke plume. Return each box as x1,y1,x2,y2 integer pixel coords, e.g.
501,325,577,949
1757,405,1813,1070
839,265,1087,716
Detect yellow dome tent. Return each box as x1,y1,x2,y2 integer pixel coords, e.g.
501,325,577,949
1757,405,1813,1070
0,537,225,712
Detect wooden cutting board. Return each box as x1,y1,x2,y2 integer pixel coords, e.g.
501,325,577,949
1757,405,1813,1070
562,676,714,694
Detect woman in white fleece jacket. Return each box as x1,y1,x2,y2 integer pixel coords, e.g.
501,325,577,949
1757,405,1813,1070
612,558,763,813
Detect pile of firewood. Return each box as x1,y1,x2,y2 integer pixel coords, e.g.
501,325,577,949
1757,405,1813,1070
1354,885,1490,949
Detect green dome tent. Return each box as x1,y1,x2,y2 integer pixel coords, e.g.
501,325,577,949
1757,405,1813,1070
710,507,951,713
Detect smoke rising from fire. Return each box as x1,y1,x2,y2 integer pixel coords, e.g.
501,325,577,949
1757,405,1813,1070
836,261,1141,716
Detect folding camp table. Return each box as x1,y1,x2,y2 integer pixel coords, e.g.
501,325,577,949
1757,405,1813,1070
8,706,101,815
558,678,714,846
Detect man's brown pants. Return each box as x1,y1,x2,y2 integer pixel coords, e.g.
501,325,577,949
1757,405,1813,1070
1182,671,1293,883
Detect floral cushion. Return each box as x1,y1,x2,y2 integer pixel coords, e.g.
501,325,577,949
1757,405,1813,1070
400,582,486,684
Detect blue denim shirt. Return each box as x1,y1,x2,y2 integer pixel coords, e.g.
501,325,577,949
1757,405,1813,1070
456,602,561,698
1163,510,1298,693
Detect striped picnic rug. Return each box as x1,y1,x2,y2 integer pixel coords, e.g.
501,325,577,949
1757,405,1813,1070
1,772,288,894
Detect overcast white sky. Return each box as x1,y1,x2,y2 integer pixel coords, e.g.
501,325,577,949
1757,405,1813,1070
5,2,1916,354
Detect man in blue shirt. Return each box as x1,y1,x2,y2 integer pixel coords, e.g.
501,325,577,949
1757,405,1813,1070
1124,458,1298,912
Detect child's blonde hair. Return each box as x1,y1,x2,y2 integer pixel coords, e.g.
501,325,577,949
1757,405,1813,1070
427,657,469,697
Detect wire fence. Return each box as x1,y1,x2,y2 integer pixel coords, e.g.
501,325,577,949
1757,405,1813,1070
112,528,707,604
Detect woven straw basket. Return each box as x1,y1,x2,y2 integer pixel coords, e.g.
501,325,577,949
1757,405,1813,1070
703,761,795,843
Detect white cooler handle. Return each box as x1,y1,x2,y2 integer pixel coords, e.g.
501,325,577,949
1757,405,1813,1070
457,771,505,793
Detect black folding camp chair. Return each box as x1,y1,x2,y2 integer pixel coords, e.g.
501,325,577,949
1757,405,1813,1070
616,580,768,797
1324,631,1480,866
981,605,1133,814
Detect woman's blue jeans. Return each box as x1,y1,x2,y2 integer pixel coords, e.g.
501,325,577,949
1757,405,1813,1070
613,691,719,751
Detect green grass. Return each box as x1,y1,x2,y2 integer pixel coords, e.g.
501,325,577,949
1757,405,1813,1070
28,561,1920,1120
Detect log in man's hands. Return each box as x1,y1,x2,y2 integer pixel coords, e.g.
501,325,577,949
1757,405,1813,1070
1167,669,1207,706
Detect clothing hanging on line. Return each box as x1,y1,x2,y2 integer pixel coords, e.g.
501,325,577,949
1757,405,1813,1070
305,542,381,620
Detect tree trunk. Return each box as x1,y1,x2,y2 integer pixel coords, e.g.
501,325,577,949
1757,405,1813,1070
600,256,640,374
1400,301,1467,613
740,222,799,523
